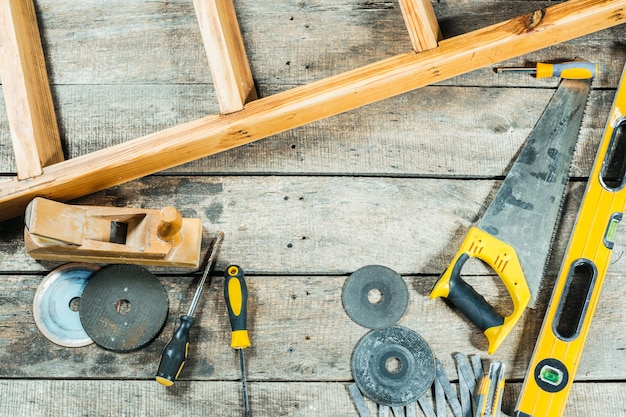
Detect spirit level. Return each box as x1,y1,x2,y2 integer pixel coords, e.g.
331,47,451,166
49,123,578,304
515,63,626,417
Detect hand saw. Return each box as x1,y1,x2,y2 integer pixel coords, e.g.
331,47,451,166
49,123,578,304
514,63,626,417
431,77,592,354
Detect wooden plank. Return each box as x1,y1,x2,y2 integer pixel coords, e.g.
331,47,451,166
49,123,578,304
193,0,257,113
0,86,614,178
0,0,624,222
0,176,582,273
0,0,63,179
0,266,623,380
6,177,626,277
0,2,623,415
26,1,623,88
0,380,623,417
398,0,442,51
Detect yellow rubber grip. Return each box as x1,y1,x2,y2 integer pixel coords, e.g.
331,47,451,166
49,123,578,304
431,227,531,354
231,329,250,349
156,376,174,387
228,278,243,316
536,62,598,79
535,62,556,78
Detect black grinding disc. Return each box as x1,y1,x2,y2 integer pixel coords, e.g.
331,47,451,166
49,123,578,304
79,264,169,351
351,326,435,407
342,265,408,329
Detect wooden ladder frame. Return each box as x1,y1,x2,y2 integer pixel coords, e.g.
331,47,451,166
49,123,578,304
0,0,625,222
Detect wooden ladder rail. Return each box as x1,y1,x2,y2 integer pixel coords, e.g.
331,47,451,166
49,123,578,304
0,0,625,222
0,0,63,180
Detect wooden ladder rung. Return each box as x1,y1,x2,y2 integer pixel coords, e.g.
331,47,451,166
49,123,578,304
193,0,257,114
398,0,442,52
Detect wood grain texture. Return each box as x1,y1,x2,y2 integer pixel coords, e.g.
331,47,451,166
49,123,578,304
0,271,623,381
193,0,257,113
0,0,62,179
0,176,593,274
0,86,614,178
0,380,623,416
398,0,442,51
19,1,624,87
24,198,203,267
0,1,625,415
1,2,623,175
1,0,625,221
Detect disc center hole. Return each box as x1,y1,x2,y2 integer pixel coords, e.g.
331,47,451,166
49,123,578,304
385,356,403,374
69,297,80,312
368,288,384,304
115,299,131,315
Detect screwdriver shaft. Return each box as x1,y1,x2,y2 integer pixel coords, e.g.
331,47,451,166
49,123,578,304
495,61,597,79
187,231,224,317
155,231,224,387
240,348,250,417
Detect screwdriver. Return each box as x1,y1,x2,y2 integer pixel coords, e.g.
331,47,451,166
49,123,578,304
155,231,224,387
224,264,251,417
495,61,598,79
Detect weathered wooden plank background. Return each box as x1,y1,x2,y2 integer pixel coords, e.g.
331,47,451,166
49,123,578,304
1,0,625,416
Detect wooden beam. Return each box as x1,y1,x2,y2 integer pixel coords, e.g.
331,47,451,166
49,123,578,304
0,0,63,179
398,0,442,51
193,0,257,114
0,0,624,222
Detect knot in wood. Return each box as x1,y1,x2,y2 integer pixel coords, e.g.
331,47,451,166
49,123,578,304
526,9,546,30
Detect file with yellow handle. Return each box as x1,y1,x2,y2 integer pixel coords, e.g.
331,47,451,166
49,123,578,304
496,61,598,79
431,77,592,354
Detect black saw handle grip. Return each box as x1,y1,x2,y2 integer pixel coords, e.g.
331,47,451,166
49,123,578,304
431,227,530,354
445,253,504,331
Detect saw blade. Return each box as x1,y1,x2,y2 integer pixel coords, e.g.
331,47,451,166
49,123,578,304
79,264,169,351
342,265,409,329
33,263,99,347
477,78,591,306
351,326,435,407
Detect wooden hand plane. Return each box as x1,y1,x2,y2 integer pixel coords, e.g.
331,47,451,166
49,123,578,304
24,197,203,267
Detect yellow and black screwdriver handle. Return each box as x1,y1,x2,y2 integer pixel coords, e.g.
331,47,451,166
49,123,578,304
155,314,194,386
224,265,250,349
430,227,531,354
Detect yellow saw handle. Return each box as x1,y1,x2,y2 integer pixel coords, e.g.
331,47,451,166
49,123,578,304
430,226,531,354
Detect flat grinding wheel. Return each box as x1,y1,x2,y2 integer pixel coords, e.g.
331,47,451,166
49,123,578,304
351,326,436,407
79,264,168,351
342,265,408,329
33,263,99,347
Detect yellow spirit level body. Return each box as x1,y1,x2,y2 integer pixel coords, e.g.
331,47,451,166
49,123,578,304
515,65,626,417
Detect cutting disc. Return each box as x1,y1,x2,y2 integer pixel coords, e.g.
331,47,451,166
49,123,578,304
351,326,435,407
342,265,408,329
33,263,99,347
79,264,168,351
